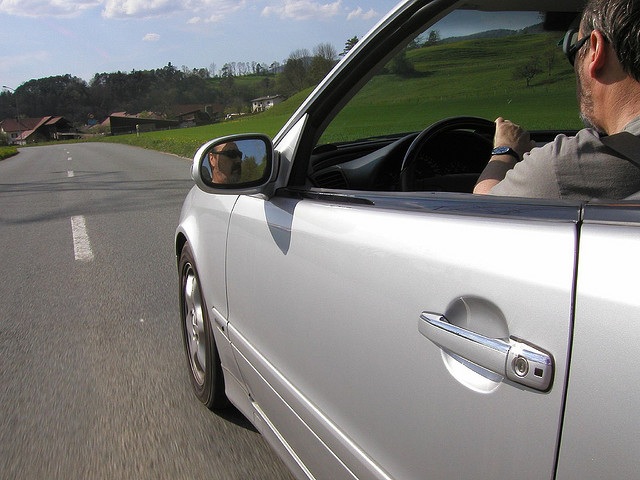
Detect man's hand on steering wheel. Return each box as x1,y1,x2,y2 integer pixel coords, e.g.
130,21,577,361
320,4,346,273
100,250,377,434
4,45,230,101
493,117,536,159
473,117,537,194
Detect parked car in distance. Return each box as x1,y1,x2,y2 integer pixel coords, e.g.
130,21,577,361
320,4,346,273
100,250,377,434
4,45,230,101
176,0,640,478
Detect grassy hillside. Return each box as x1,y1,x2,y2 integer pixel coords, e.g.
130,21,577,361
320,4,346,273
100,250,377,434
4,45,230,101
320,32,580,143
105,32,582,157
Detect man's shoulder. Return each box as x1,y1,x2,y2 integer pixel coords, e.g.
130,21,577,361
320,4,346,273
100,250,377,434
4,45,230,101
623,116,640,135
545,127,602,158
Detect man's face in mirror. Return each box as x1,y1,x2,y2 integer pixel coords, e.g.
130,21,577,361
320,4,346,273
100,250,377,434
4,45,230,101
208,142,242,184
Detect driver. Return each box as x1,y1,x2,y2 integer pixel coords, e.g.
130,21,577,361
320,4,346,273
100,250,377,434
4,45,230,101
206,142,243,184
473,0,640,200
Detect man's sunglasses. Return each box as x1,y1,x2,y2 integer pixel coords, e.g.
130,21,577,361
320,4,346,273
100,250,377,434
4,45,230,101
212,149,243,159
562,28,590,66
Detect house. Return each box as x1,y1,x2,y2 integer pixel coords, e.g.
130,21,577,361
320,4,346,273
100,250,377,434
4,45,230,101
108,112,179,135
167,104,225,127
0,116,75,145
0,118,28,144
172,105,210,128
251,95,285,113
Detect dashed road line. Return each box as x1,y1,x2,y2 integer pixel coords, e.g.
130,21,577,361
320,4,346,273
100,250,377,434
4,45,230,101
67,170,74,177
71,215,94,262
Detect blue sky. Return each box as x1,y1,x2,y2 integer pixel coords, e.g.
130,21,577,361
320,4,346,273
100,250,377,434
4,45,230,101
0,0,397,88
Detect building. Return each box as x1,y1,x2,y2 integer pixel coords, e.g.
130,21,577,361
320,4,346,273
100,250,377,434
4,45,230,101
107,112,179,135
167,104,225,127
251,95,285,113
0,116,75,145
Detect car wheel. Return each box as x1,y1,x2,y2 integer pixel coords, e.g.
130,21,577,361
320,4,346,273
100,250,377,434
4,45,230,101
179,244,229,410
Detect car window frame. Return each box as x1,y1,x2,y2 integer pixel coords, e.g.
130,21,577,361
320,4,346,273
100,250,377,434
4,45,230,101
283,0,586,196
285,0,460,187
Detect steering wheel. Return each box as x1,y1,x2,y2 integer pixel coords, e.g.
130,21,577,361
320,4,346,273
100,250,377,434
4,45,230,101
400,116,495,191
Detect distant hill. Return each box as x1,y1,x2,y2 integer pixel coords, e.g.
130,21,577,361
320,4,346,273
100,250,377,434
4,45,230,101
439,23,545,44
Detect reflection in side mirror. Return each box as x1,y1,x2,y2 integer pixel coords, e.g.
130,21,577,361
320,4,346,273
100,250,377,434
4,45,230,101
199,136,271,188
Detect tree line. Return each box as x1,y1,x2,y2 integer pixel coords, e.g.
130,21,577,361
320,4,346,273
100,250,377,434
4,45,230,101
0,39,356,128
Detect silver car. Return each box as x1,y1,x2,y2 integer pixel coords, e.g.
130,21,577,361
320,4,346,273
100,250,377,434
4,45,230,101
176,0,640,478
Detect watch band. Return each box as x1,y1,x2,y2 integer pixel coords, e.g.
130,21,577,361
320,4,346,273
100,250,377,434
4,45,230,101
491,146,520,161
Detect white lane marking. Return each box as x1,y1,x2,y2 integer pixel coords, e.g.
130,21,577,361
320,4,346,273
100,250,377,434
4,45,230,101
71,216,94,262
67,170,74,177
68,156,72,161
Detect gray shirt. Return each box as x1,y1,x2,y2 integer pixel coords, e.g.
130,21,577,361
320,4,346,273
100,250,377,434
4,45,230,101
490,116,640,200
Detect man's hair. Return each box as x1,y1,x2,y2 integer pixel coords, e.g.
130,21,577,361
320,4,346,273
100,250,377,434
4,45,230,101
581,0,640,81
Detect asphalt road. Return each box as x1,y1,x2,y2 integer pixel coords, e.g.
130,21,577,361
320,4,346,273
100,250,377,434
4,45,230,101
0,143,294,480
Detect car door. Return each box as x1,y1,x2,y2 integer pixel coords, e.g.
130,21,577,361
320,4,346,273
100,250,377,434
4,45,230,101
556,202,640,479
217,2,585,476
225,188,580,479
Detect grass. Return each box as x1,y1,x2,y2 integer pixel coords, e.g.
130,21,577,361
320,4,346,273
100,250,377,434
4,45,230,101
101,32,582,157
0,146,18,160
320,32,581,143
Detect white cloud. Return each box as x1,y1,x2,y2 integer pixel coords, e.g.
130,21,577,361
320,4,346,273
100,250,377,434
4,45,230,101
0,0,247,20
347,6,378,21
103,0,174,18
0,0,101,17
103,0,245,19
262,0,342,21
186,13,226,24
142,33,160,41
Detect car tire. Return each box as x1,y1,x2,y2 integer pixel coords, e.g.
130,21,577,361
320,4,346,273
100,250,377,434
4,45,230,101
179,244,229,410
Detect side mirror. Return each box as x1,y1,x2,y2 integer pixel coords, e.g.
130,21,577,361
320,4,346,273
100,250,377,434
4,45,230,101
192,134,276,194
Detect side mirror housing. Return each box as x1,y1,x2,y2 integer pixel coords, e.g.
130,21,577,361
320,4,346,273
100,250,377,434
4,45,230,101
191,134,277,196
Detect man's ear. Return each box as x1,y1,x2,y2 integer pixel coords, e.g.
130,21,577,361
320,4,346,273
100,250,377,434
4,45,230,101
587,30,608,76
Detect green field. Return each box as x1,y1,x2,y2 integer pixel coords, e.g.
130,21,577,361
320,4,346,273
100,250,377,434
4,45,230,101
104,31,582,158
320,32,581,143
0,145,18,160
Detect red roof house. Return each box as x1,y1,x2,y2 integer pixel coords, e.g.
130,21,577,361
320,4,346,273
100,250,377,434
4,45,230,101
0,116,75,144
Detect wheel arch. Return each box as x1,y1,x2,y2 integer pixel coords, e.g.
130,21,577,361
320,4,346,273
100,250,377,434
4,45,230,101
175,231,188,264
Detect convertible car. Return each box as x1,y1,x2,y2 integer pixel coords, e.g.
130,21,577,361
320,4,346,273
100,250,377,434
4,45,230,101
176,0,640,478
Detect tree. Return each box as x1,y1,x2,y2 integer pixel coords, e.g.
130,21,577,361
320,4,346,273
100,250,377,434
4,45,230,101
425,30,441,46
0,89,19,121
157,62,180,82
389,48,416,77
513,57,543,87
309,43,338,84
19,75,91,124
260,77,272,94
282,49,311,92
340,36,359,56
240,156,261,182
220,63,233,78
269,61,281,74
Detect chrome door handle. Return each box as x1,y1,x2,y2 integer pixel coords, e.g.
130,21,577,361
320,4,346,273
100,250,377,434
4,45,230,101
419,312,554,392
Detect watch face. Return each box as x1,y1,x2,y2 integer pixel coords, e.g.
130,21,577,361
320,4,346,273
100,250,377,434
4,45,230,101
493,146,510,154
